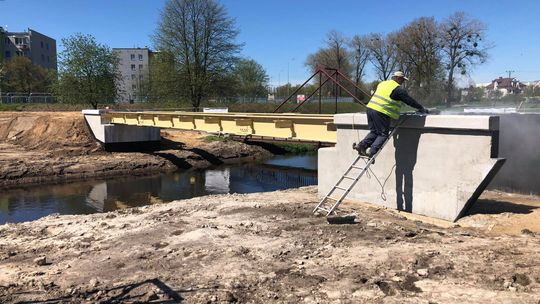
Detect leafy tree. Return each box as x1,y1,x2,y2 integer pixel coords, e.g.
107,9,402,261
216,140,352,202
1,57,52,93
365,33,398,81
55,33,119,109
153,0,242,109
439,12,490,106
146,51,184,101
394,17,445,104
462,85,485,103
233,59,269,99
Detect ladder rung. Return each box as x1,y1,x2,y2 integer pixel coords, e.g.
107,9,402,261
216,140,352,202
325,196,338,201
351,165,364,170
343,176,355,180
334,186,348,191
316,207,331,213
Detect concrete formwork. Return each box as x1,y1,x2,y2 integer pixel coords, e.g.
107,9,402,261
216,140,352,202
83,110,161,147
318,113,505,222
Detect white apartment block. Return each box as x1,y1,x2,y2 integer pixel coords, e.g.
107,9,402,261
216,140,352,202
113,48,152,102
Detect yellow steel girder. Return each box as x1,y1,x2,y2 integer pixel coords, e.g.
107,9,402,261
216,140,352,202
103,111,337,143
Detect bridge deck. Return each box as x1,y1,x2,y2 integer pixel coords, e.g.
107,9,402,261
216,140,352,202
104,111,337,143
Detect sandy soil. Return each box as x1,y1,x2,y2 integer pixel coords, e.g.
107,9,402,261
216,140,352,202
1,187,539,303
0,112,272,188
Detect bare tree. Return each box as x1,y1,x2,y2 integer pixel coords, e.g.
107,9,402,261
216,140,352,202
349,34,370,86
366,33,398,81
305,30,352,74
439,12,490,106
153,0,242,108
305,30,352,96
394,17,445,102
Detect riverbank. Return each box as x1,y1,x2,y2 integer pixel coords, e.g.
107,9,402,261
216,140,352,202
1,187,539,303
0,112,272,188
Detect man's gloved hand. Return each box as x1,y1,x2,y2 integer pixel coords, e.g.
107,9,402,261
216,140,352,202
418,107,429,114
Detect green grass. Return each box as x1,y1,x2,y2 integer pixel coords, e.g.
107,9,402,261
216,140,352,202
271,142,318,154
202,135,229,142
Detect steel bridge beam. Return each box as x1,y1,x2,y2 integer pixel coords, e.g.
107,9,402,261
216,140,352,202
103,111,337,144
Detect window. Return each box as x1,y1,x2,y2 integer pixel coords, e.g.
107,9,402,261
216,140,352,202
139,64,143,70
130,54,135,60
131,74,136,80
47,56,50,63
4,38,9,44
132,84,137,90
131,64,136,71
138,54,143,61
46,43,49,50
5,51,10,58
15,37,21,44
41,41,44,48
139,74,144,80
41,54,45,61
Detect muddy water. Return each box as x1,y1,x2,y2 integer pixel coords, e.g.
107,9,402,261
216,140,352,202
0,155,317,224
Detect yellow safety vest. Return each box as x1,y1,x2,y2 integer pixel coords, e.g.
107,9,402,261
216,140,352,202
367,80,402,120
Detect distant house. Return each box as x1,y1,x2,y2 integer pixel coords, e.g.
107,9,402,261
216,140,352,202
485,77,526,96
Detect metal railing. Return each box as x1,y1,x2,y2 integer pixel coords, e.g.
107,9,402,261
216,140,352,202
0,93,56,104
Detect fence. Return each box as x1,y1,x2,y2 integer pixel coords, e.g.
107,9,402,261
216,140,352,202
0,93,56,104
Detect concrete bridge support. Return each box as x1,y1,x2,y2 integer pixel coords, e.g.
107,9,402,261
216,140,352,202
318,114,505,222
83,110,160,149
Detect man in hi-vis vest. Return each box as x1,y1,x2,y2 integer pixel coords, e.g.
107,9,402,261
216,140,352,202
354,71,428,158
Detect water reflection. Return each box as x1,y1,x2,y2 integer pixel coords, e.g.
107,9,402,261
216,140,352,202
0,155,317,224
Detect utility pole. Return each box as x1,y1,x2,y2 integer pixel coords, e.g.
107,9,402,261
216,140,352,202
506,70,515,79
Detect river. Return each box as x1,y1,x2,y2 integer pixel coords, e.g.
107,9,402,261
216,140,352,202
0,154,317,224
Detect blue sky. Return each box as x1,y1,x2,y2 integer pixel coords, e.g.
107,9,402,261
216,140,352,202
2,0,540,86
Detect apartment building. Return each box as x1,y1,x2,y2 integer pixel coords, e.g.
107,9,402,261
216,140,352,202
1,27,57,70
113,48,152,102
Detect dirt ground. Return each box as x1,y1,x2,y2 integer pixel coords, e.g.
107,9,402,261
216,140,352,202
1,112,539,303
0,112,272,188
0,187,539,303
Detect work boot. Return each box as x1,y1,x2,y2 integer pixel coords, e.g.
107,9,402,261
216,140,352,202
352,142,368,156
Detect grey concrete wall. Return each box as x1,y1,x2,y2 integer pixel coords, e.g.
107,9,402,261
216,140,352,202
319,113,504,222
488,113,540,195
82,110,160,144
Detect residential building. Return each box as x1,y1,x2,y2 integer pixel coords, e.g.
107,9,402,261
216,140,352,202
1,27,57,70
0,27,5,62
113,48,152,102
485,77,526,96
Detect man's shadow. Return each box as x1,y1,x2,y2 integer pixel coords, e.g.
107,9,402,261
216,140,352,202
393,115,426,212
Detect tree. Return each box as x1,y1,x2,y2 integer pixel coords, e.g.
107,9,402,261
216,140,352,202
233,59,269,99
439,12,490,106
1,57,52,93
349,34,370,86
366,33,398,81
462,85,485,103
305,30,352,74
305,30,352,97
146,51,184,101
55,33,119,109
393,17,445,103
153,0,242,108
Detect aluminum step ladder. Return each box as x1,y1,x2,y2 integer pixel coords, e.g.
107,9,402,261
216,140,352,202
313,126,400,216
